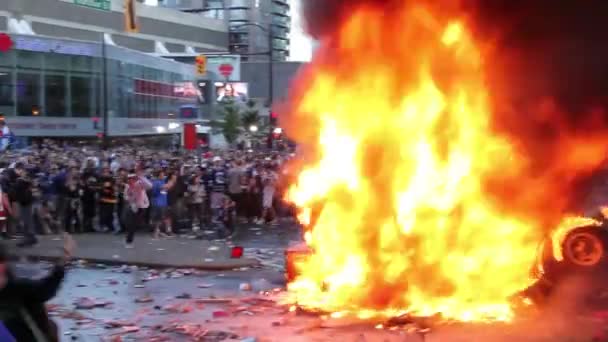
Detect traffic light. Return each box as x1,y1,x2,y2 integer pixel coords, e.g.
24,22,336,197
270,111,278,126
124,0,139,33
195,55,207,75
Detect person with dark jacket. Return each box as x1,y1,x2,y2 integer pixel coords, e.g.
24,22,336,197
13,165,36,247
0,233,74,341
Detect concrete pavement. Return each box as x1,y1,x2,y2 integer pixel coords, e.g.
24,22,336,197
5,222,303,270
7,233,259,270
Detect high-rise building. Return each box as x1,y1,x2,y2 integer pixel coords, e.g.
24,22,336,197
165,0,290,61
225,0,290,61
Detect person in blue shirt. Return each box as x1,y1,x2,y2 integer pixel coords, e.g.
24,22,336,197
150,169,171,239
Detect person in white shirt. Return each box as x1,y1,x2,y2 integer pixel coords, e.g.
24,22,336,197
123,169,152,248
261,165,278,225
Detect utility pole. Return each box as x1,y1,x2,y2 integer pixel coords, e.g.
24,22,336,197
101,34,109,149
267,26,274,107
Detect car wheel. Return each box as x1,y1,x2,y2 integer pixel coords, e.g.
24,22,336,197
562,226,605,267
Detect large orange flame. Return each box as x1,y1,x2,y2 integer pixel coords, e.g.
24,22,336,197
284,3,608,322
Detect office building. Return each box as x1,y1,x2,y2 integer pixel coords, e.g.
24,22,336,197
159,0,291,61
0,0,231,137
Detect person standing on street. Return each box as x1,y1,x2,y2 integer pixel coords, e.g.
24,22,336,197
187,174,206,232
123,169,152,248
210,157,227,222
13,164,36,247
227,159,245,218
98,167,117,233
150,169,170,239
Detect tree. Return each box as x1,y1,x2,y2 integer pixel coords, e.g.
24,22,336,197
214,100,241,144
241,99,260,131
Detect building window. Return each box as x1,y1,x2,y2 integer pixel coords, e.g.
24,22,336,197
71,76,92,117
16,73,41,116
0,71,14,116
45,75,67,117
17,51,42,70
230,32,249,44
230,9,249,21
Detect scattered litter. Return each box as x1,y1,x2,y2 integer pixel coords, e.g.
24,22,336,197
212,310,229,318
74,297,112,310
162,303,193,314
204,258,214,262
134,296,153,304
208,246,220,251
104,320,136,329
195,298,233,304
156,248,165,251
170,272,184,279
197,283,214,288
133,284,145,288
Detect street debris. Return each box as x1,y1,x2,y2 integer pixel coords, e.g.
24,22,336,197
74,297,112,310
134,295,154,303
195,298,233,304
213,310,230,318
161,302,194,314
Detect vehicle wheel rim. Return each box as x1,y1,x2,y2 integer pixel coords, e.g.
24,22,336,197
564,232,603,266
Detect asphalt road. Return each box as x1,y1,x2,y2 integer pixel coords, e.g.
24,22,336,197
11,262,606,342
13,262,286,342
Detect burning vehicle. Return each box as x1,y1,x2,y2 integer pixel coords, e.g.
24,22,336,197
280,0,608,324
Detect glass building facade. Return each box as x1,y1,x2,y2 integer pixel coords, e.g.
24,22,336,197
0,34,198,123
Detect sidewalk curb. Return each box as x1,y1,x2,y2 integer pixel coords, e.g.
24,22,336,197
9,252,262,271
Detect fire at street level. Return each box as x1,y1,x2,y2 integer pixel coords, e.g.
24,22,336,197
283,0,608,323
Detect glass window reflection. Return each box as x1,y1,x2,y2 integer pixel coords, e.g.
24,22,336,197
45,75,67,116
71,76,91,117
16,73,41,116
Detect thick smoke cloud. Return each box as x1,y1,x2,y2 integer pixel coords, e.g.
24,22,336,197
304,0,608,115
301,0,392,38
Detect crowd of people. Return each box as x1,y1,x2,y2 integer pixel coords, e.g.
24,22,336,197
0,139,297,248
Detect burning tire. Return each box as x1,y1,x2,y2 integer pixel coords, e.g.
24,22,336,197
561,226,605,268
540,225,608,284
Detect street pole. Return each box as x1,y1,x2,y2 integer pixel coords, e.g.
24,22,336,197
101,34,109,150
268,26,274,107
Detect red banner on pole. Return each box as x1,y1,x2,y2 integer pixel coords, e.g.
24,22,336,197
183,123,196,150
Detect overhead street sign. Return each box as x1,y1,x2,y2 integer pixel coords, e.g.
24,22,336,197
73,0,111,11
219,64,234,78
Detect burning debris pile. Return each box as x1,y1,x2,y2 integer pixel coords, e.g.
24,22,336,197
283,0,608,322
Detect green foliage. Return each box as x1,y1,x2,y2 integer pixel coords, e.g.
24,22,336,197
215,100,241,144
241,99,260,130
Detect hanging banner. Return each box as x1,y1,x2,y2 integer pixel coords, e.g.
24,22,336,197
183,123,197,150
